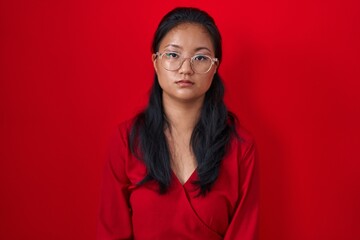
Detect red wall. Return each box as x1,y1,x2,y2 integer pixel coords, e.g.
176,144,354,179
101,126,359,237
1,0,359,239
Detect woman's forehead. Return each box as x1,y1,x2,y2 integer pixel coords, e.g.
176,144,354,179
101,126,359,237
159,23,214,52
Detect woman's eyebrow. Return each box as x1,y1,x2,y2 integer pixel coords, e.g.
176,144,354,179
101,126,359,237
164,44,182,49
194,47,212,53
163,45,212,53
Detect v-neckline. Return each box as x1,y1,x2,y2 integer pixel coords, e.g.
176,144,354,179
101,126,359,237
171,167,198,187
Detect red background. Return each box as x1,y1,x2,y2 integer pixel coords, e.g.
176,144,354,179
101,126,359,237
1,0,359,239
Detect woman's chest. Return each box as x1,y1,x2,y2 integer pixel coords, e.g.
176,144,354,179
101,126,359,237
125,151,240,237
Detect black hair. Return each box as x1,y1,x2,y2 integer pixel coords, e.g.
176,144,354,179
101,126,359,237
129,7,238,195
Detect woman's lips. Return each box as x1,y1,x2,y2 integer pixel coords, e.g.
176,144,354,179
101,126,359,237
175,80,194,87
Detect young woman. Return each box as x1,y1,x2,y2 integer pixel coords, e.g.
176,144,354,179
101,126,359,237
97,7,259,240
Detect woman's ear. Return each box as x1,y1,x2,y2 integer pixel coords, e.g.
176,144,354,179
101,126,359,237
152,53,158,73
214,62,218,74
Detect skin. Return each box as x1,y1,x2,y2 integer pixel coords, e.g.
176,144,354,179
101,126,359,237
152,23,218,184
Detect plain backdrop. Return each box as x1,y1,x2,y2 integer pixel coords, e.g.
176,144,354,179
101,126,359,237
1,0,359,239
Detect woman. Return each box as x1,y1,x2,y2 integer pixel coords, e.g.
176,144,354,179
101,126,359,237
98,7,259,240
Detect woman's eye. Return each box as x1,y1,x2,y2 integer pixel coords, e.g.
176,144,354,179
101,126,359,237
164,52,179,59
193,55,208,61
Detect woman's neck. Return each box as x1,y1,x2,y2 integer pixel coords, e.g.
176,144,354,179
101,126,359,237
162,95,204,134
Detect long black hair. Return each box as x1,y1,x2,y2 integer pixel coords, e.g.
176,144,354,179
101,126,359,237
129,7,238,195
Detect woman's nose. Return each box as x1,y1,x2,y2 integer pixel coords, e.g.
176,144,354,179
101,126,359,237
178,58,194,74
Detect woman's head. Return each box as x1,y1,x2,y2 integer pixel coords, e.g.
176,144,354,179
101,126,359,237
152,7,222,63
151,7,223,103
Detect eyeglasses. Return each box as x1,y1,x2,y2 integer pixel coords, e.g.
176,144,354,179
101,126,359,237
155,52,218,74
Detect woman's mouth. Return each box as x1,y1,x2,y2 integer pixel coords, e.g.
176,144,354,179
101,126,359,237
175,80,194,87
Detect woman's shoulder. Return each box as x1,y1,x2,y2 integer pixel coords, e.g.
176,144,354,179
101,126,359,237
228,113,254,145
116,117,134,134
116,112,146,133
236,124,254,145
231,119,255,156
108,117,136,151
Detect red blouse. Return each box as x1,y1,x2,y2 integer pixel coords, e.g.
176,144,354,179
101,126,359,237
97,120,259,240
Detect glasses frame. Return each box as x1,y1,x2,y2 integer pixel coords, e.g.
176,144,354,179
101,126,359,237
155,52,218,74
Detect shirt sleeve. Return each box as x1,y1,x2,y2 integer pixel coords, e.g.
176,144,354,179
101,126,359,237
97,126,133,240
224,140,259,240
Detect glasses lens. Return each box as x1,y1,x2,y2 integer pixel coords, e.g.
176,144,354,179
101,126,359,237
160,52,182,71
191,55,212,73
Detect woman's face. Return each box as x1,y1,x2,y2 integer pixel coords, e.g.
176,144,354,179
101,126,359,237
153,23,218,103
